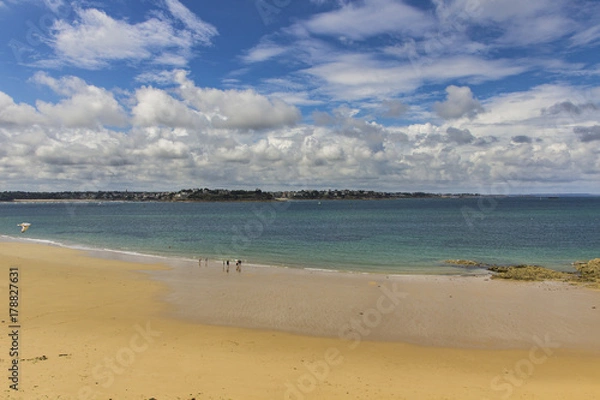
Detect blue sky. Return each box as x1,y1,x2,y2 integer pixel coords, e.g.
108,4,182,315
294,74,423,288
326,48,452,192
1,0,599,193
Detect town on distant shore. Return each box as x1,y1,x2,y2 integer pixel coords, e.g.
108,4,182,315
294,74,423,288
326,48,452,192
0,188,483,202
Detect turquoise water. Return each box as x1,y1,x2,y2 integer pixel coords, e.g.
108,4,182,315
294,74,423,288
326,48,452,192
0,197,598,274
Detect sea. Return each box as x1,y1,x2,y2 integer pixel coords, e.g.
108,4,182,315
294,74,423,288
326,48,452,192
0,196,598,274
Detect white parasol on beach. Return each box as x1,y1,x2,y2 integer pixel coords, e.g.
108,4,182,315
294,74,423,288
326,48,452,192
17,222,31,233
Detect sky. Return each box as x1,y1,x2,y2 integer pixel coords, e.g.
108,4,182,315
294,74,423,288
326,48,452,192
0,0,599,194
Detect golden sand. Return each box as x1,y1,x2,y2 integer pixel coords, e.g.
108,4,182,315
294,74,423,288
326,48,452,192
1,242,599,399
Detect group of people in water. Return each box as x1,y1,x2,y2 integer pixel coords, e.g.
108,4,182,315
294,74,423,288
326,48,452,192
198,257,242,273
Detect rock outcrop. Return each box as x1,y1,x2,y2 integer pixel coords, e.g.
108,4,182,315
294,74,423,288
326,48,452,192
487,265,575,282
445,258,600,287
573,258,600,287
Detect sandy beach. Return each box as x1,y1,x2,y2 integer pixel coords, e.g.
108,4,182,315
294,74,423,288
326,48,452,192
1,241,600,399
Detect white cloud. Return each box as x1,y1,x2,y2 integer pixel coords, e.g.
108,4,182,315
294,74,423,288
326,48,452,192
44,5,217,69
41,0,67,16
464,0,552,22
476,84,598,133
163,0,218,45
445,0,577,47
0,91,44,126
175,72,301,130
132,86,207,129
237,0,598,116
31,72,127,128
135,70,181,85
267,91,324,107
241,41,288,63
498,14,574,46
303,54,526,101
137,137,190,160
302,0,433,40
570,25,600,47
309,0,347,6
129,71,303,131
379,100,408,118
434,85,483,120
1,71,599,193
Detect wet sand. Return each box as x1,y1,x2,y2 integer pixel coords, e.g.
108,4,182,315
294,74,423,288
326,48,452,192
1,241,599,399
151,259,600,350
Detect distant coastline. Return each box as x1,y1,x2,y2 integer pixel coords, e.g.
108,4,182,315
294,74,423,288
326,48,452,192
0,188,486,202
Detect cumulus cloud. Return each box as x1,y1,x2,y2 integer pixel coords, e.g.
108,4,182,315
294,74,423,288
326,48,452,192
434,85,483,119
137,137,190,160
472,136,498,147
32,72,127,128
44,3,217,69
542,101,598,115
380,100,408,118
174,72,301,130
574,125,600,142
312,110,335,125
1,70,599,193
132,86,206,128
128,71,304,131
446,127,475,145
511,135,533,144
0,91,43,126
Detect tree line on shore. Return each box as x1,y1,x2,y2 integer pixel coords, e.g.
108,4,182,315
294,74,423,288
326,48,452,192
0,188,481,202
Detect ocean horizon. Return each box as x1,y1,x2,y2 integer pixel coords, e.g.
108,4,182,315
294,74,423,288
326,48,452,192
1,196,598,275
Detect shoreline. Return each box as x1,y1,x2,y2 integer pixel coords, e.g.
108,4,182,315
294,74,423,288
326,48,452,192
1,241,599,399
0,234,494,275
